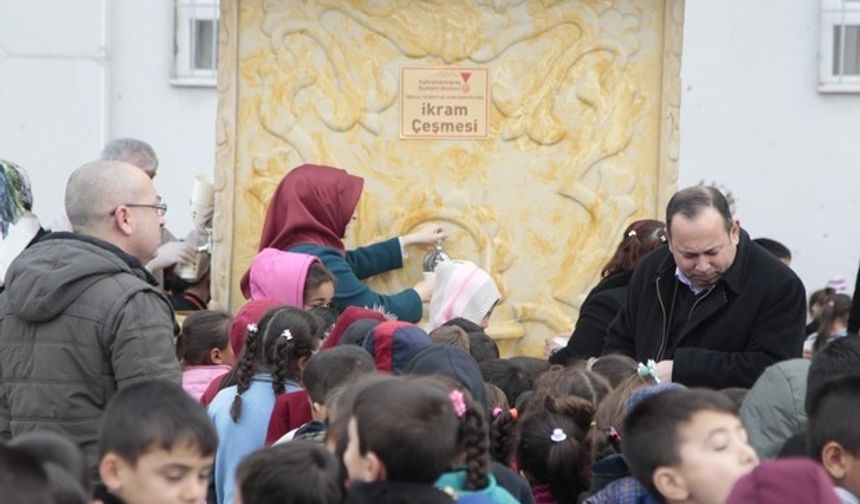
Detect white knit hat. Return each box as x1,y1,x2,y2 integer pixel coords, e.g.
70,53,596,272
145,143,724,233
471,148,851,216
429,260,501,329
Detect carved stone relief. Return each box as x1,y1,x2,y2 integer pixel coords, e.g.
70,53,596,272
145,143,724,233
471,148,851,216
213,0,684,357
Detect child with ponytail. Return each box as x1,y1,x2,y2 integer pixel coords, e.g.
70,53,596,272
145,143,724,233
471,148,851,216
176,310,235,401
804,292,852,358
515,396,596,504
207,306,321,504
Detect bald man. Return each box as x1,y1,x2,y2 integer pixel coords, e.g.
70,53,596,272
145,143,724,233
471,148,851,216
0,161,180,481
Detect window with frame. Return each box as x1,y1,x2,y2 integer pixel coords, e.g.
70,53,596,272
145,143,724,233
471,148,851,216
819,0,860,92
172,0,220,87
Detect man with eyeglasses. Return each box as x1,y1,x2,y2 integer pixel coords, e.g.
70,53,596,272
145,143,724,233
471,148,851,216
99,138,197,282
0,160,180,480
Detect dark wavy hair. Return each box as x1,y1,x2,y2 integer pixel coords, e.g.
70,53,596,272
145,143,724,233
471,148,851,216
601,219,666,278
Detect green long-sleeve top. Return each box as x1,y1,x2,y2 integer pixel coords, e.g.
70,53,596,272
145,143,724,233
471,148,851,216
289,237,423,322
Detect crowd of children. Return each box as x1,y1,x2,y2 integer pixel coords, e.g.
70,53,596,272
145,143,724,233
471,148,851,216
3,239,860,504
5,159,860,504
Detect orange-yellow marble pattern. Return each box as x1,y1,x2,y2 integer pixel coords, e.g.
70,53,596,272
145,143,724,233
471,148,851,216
213,0,684,357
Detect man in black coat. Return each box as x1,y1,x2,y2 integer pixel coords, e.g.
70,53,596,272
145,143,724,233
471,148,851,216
602,186,806,388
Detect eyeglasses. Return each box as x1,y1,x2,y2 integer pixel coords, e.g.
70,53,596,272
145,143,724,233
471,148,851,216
110,203,168,217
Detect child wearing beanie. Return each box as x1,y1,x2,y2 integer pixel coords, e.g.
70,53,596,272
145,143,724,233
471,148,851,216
430,261,501,330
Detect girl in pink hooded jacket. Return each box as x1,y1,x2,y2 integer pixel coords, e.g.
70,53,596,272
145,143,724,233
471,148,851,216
178,310,236,401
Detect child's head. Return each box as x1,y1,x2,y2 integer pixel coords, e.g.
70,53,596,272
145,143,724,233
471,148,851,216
231,306,322,421
584,354,638,388
303,345,376,421
361,321,432,374
813,293,852,353
9,431,90,504
588,374,655,461
344,377,460,484
98,381,217,504
176,309,234,367
516,398,595,504
531,366,611,413
304,262,336,308
236,441,343,504
485,382,509,411
249,249,335,309
809,287,836,320
508,356,550,384
480,358,531,407
752,237,792,266
808,375,860,497
429,324,470,351
623,388,758,504
807,335,860,413
0,444,55,504
429,260,501,329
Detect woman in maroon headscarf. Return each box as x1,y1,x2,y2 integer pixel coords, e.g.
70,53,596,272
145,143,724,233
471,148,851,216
240,164,442,323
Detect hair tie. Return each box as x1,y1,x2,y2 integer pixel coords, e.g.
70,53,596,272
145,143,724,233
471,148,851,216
637,359,661,383
449,390,467,418
246,323,258,334
627,230,637,238
550,428,567,443
280,329,293,341
510,408,518,421
607,426,621,443
492,407,503,418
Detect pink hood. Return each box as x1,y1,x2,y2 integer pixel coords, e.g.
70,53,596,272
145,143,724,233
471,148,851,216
249,248,321,307
182,365,231,402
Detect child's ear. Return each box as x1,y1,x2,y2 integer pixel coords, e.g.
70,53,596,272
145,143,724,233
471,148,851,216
99,452,126,492
822,441,849,480
364,451,388,482
653,466,690,502
209,347,224,365
312,401,327,416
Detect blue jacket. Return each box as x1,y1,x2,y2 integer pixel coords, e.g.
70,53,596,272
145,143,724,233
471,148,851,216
208,374,302,504
291,238,423,322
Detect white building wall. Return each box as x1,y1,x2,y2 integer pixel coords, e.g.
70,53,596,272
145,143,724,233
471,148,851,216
0,0,217,239
3,0,857,295
680,0,860,295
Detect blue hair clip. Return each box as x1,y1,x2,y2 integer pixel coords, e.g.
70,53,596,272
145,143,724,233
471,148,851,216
637,359,661,383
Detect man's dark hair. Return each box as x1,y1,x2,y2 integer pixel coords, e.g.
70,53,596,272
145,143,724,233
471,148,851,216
99,380,217,463
236,441,343,504
10,431,90,496
0,445,54,504
753,238,791,262
303,345,375,405
666,186,733,235
480,359,531,407
623,388,737,495
807,375,860,463
807,335,860,413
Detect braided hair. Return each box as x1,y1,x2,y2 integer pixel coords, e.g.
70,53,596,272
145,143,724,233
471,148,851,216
230,306,322,422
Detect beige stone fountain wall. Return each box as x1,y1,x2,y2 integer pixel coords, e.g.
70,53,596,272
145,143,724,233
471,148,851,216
212,0,684,357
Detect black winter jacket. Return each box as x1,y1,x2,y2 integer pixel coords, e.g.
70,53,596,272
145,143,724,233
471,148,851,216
602,230,806,388
550,271,632,364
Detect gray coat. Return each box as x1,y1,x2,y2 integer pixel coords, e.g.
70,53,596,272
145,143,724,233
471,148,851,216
0,233,180,477
739,358,810,459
